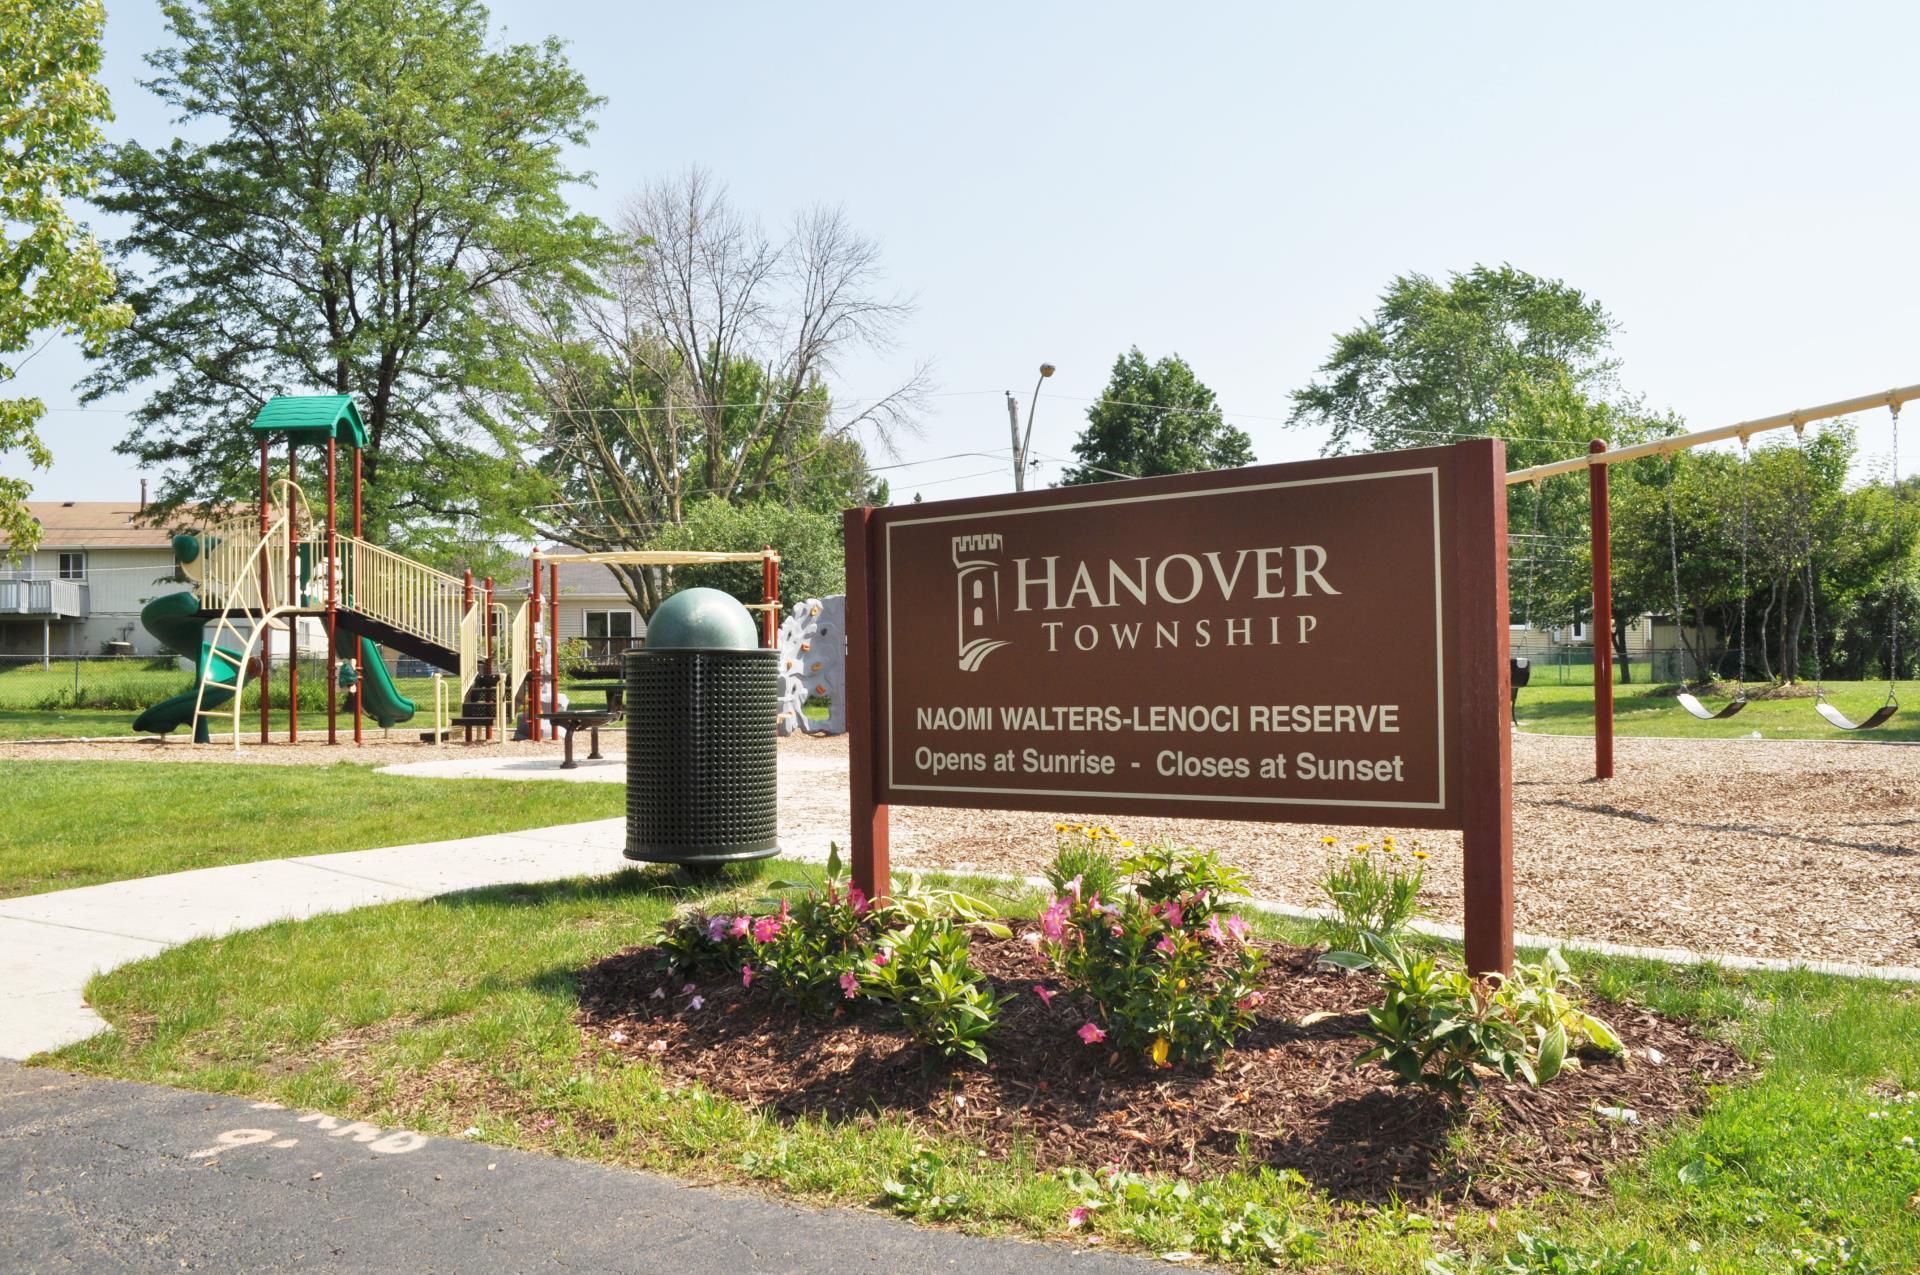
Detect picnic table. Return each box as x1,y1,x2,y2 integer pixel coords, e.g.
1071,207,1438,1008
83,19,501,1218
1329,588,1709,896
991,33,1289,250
568,681,626,713
537,709,622,770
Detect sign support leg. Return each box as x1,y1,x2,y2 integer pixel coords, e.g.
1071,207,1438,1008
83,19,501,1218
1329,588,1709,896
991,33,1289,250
843,506,889,900
1459,440,1515,976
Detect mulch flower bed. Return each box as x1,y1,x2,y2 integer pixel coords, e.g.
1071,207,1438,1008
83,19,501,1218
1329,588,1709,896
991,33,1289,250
576,935,1745,1207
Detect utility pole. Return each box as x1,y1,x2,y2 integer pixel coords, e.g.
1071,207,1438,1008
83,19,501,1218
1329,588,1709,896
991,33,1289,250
1005,392,1025,491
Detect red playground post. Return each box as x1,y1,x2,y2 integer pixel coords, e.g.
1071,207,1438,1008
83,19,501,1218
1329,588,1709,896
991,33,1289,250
761,544,779,647
1589,438,1614,781
549,561,560,725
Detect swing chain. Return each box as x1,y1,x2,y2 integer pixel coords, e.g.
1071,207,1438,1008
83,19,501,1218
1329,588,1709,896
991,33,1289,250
1663,453,1700,684
1798,424,1827,703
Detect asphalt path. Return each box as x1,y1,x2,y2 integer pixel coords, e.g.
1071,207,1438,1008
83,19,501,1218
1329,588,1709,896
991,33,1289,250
0,1062,1156,1274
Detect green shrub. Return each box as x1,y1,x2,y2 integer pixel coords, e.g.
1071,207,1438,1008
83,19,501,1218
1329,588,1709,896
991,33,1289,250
1319,940,1621,1103
1043,831,1122,902
1039,846,1263,1066
658,846,1007,1063
1313,836,1426,955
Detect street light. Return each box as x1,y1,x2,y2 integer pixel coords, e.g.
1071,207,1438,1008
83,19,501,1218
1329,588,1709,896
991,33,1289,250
1005,362,1055,492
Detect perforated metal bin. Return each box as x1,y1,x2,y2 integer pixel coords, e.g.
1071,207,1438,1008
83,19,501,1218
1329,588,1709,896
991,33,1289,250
623,646,780,867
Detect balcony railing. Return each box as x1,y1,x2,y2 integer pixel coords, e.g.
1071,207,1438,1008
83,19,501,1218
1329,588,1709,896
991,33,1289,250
577,635,645,664
0,577,89,617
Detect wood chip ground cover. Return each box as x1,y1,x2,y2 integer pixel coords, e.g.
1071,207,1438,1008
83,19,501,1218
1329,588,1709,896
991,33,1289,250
577,935,1744,1209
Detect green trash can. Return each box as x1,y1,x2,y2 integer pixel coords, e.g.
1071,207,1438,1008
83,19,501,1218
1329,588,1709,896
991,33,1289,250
624,588,779,869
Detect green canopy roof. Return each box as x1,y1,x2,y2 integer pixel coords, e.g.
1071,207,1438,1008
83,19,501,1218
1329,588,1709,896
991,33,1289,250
249,394,368,448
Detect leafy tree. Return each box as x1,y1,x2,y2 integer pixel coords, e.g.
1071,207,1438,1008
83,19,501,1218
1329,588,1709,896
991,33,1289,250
82,0,604,556
0,0,129,558
1057,348,1252,485
501,169,920,606
1288,265,1680,676
646,498,843,619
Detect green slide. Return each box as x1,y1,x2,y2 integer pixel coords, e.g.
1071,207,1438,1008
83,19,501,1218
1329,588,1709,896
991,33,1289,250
132,591,244,743
352,636,415,727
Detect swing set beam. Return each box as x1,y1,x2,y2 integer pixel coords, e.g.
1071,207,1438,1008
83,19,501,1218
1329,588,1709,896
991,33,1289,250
1503,379,1920,781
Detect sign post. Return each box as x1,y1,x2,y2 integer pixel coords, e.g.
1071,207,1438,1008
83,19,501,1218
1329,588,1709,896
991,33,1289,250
844,440,1512,974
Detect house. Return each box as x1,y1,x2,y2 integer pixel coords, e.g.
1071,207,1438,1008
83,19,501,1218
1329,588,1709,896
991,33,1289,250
0,499,179,658
1511,612,1714,682
1,495,328,663
509,550,648,664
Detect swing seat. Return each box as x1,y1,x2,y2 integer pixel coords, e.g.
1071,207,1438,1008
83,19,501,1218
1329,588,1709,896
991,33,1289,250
1675,691,1747,721
1814,699,1899,731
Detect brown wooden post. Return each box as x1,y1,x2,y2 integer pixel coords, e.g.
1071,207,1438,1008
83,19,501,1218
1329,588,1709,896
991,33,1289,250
287,443,298,743
529,547,542,741
326,435,338,745
1458,439,1515,977
1588,439,1614,781
549,561,560,719
762,544,779,648
259,437,271,746
842,507,889,900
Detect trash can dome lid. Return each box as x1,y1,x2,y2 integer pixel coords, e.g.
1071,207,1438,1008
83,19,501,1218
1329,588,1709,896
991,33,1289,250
645,587,760,650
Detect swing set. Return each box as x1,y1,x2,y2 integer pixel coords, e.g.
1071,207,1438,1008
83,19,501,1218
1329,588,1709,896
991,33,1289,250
1506,382,1917,779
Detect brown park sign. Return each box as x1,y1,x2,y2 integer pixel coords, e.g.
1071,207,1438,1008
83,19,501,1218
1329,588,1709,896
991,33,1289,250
844,440,1515,972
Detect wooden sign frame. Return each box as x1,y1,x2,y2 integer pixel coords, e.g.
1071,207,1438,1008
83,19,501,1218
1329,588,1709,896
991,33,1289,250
842,440,1513,973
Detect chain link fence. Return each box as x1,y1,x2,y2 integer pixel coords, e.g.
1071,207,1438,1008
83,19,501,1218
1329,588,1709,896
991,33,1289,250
1513,645,1697,686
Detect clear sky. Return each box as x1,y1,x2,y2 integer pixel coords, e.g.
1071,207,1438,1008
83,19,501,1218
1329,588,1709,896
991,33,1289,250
10,1,1917,511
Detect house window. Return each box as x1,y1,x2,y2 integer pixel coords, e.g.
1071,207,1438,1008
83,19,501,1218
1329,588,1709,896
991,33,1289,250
57,552,86,580
584,609,636,641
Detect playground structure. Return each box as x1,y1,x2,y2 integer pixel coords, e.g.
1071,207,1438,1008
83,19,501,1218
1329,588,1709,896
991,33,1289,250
133,393,784,749
1506,381,1916,779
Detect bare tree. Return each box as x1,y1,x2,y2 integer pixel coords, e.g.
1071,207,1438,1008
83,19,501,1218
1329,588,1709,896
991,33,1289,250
499,169,928,610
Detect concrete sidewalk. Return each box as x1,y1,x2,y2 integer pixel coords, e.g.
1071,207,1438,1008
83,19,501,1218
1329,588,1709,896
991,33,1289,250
1,792,848,1060
0,1062,1153,1274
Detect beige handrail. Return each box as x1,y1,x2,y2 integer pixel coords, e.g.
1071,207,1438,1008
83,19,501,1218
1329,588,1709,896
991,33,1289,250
337,534,466,654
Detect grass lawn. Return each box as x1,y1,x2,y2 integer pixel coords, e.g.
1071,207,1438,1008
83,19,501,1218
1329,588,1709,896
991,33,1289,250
44,862,1920,1272
1516,676,1920,742
0,761,623,898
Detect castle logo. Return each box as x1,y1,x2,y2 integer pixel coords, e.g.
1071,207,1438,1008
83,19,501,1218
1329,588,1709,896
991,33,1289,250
952,533,1009,671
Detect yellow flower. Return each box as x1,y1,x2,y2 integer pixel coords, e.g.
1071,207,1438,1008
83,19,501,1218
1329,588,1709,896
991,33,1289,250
1413,850,1431,860
1054,823,1068,833
1120,840,1135,848
1354,843,1371,853
1151,1037,1170,1066
1321,835,1337,846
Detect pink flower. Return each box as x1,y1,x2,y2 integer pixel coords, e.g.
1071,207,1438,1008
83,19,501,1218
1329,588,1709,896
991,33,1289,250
688,995,705,1011
839,971,859,999
741,965,754,988
847,886,870,915
1034,984,1055,1006
1077,1022,1107,1045
1205,915,1226,945
1067,874,1084,901
1161,900,1183,928
1040,898,1070,942
680,982,697,996
873,948,891,967
1238,991,1265,1010
706,915,730,941
1067,1205,1091,1230
1110,924,1124,937
1154,935,1176,955
753,915,782,944
649,986,666,1001
1225,914,1250,943
728,915,751,939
